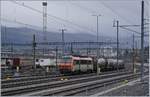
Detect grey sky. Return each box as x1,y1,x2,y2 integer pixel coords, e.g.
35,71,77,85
1,0,149,39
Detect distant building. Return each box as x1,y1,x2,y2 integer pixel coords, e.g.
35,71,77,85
101,46,117,57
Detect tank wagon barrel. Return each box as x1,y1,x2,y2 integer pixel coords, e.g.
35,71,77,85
97,58,125,72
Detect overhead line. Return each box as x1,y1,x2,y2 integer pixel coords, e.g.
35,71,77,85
120,26,149,36
11,1,96,33
2,41,118,46
1,18,65,38
120,26,140,35
100,1,135,25
5,0,147,1
1,18,42,30
119,25,140,27
70,2,97,14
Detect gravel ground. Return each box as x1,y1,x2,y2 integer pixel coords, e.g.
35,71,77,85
73,76,149,96
73,78,137,96
101,77,149,96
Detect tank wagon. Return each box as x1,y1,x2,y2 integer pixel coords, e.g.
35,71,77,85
58,56,93,73
98,58,125,71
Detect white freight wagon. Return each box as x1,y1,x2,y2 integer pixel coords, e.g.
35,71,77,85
35,58,57,73
35,58,56,67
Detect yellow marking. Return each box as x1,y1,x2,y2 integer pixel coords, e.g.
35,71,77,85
65,78,68,80
6,76,11,80
123,80,128,84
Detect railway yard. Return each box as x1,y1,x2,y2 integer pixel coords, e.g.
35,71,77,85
1,64,149,96
1,0,149,96
1,50,149,96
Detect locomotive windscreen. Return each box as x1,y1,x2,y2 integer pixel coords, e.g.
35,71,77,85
61,56,72,63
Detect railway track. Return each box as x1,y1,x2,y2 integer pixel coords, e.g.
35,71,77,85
46,72,149,96
56,74,140,96
1,74,61,83
1,71,131,96
27,73,141,96
2,73,94,88
1,70,126,88
1,70,121,83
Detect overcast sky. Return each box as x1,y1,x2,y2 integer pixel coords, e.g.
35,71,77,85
1,0,149,39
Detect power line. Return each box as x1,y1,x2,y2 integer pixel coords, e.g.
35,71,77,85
2,41,118,47
1,18,62,35
119,25,141,27
70,2,97,14
11,1,96,33
71,1,141,27
6,1,83,33
2,0,146,2
120,26,140,35
113,22,141,35
117,26,149,36
1,18,42,30
100,1,149,39
100,1,135,25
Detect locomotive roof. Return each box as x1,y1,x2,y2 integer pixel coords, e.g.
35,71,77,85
63,55,92,60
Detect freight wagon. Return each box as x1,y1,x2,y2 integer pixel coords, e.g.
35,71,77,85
35,58,57,73
98,58,125,71
1,58,20,69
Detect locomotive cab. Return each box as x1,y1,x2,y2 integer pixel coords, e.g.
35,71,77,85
59,56,93,74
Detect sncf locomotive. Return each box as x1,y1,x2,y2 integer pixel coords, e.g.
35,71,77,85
59,56,125,73
58,56,93,73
